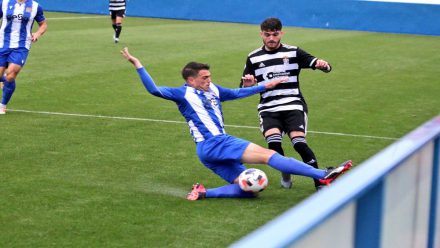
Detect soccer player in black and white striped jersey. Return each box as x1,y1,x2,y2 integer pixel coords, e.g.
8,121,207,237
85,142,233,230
109,0,126,43
241,17,332,190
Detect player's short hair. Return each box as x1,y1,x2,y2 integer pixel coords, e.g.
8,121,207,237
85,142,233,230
260,17,282,31
181,62,210,80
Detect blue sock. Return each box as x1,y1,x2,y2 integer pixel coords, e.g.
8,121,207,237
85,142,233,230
206,184,256,198
2,80,16,105
267,153,326,179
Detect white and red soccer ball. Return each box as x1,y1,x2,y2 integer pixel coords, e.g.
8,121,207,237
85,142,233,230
238,168,269,193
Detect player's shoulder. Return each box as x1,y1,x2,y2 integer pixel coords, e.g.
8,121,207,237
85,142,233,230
281,44,298,50
247,47,264,57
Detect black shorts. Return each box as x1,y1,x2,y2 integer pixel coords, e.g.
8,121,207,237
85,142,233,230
110,9,125,19
259,110,307,135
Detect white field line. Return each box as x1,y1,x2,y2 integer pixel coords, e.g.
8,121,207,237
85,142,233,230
9,109,398,141
46,16,107,20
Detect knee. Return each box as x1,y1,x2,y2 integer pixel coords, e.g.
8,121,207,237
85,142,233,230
6,72,17,81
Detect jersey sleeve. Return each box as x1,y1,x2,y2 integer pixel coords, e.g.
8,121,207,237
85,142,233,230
136,67,179,101
297,47,318,69
216,84,266,102
35,5,45,23
239,57,255,87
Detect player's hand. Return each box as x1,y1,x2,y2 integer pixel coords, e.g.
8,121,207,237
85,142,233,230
264,77,288,89
315,59,331,72
241,74,257,87
121,47,143,68
31,32,41,42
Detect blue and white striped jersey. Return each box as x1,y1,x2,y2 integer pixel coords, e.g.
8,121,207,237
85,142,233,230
136,67,266,143
0,0,45,50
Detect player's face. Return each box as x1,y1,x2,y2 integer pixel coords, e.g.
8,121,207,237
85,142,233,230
260,30,283,51
190,69,211,91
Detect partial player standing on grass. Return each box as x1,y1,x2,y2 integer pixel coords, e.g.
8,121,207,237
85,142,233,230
0,0,47,115
121,47,352,201
109,0,126,43
241,17,332,190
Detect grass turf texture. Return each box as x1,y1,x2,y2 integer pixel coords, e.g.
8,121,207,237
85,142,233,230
1,12,439,247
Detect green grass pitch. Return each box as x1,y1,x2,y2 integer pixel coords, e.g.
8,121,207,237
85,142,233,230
1,12,439,247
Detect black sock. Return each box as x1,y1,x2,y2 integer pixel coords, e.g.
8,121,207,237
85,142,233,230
266,133,284,155
291,136,320,187
115,23,122,38
112,24,117,31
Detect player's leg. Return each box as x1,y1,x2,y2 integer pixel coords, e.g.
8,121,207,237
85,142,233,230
186,161,256,200
241,143,326,179
284,110,322,190
0,49,9,114
260,112,292,188
114,10,125,42
187,135,258,200
110,11,119,43
0,48,25,114
242,143,352,184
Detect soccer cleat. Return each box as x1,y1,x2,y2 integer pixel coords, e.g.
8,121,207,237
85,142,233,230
318,160,352,186
113,34,119,43
280,178,292,189
0,104,6,115
186,183,206,201
280,173,292,189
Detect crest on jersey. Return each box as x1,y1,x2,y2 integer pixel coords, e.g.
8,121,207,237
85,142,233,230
26,7,32,13
283,56,289,65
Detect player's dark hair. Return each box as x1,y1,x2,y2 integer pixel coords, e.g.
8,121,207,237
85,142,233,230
260,17,282,31
181,62,210,80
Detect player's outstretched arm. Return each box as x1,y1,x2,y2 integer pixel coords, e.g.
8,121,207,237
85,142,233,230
263,77,289,89
121,47,143,69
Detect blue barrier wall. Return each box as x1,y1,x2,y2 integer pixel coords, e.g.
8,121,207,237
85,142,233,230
37,0,440,36
231,115,440,248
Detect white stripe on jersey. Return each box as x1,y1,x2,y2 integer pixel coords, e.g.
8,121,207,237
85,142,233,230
261,88,299,98
184,86,224,142
209,85,224,128
250,51,297,64
257,97,302,109
255,64,299,77
0,1,39,49
188,120,204,143
258,104,304,114
109,0,126,11
257,76,298,85
309,58,318,67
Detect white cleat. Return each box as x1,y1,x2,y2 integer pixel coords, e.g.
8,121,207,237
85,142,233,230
280,178,293,189
113,34,119,43
0,104,6,115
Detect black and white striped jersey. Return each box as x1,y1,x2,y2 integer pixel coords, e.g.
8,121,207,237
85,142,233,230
242,44,319,115
109,0,126,11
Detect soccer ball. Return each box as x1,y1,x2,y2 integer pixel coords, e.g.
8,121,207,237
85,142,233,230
238,168,269,193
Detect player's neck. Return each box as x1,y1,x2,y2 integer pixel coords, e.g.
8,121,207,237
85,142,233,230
264,44,281,52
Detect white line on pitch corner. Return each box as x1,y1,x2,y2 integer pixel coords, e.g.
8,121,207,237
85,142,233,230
9,109,398,141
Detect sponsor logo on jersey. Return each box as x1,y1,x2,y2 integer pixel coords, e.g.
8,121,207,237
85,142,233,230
266,71,290,79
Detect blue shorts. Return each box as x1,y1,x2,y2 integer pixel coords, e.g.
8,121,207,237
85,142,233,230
0,47,29,67
196,134,250,183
